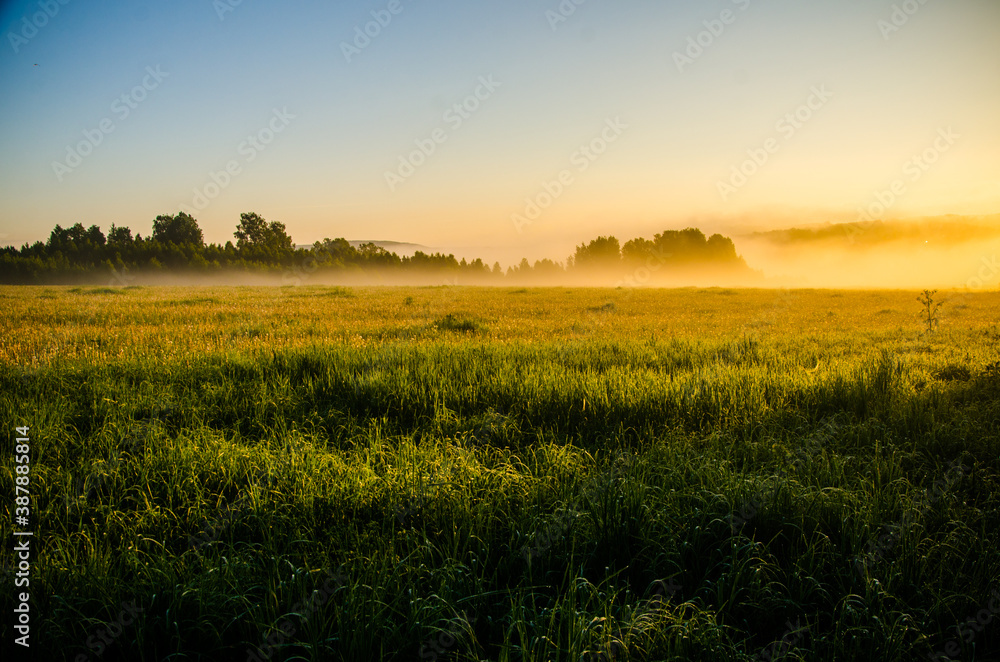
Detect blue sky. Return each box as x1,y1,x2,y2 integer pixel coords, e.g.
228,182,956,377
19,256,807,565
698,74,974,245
1,0,998,263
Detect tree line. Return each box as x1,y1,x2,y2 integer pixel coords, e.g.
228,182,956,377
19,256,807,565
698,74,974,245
0,212,756,284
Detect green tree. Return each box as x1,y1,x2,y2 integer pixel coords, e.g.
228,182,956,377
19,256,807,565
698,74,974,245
85,224,106,247
234,212,293,252
152,212,204,246
46,224,68,250
108,224,133,246
234,212,268,248
357,242,399,268
313,238,357,268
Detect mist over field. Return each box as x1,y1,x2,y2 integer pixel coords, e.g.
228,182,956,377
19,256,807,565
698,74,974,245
733,214,1000,289
6,212,999,290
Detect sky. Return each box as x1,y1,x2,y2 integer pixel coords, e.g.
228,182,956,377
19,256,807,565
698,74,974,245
1,0,998,266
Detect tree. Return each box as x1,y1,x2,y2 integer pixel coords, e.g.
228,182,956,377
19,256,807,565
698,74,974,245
314,238,356,267
234,212,268,248
85,224,106,247
47,224,67,249
46,223,90,255
650,228,711,264
108,225,133,246
152,212,204,246
572,235,621,270
356,242,399,268
264,220,293,252
66,223,86,243
621,237,658,264
234,212,293,252
705,233,740,262
533,259,563,279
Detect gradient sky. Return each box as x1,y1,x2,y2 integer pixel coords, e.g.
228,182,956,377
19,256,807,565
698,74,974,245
1,0,998,264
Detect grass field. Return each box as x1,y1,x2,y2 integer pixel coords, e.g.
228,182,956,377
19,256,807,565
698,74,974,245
2,285,1000,661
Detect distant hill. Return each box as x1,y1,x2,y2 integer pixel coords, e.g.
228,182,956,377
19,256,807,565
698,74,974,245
348,240,432,257
747,214,1000,248
294,241,433,257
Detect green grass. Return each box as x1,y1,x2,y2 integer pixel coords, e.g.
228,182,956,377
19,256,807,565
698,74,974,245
1,285,999,661
434,313,488,334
